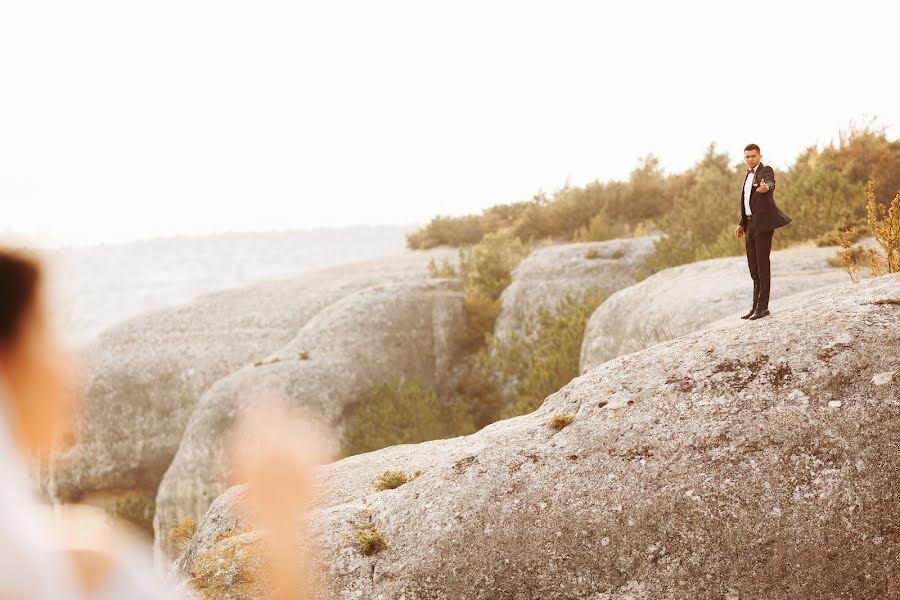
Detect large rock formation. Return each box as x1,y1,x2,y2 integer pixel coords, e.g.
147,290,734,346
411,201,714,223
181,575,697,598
155,279,465,561
493,237,657,343
182,274,900,599
46,250,455,503
580,245,855,373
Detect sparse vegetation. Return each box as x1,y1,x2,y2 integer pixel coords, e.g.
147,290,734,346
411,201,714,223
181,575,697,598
832,228,861,283
341,377,474,457
833,178,900,282
408,155,671,251
455,230,532,351
548,414,575,431
575,208,615,242
864,178,900,274
356,525,387,556
428,257,460,280
342,289,603,457
169,516,199,551
107,491,155,536
358,125,899,457
408,123,900,275
584,247,624,260
186,532,269,600
497,289,605,418
628,322,679,355
373,470,411,491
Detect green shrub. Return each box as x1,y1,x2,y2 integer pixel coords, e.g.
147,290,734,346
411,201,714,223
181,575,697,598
575,209,614,243
647,145,740,271
407,214,485,249
108,491,156,537
408,156,675,250
498,289,605,418
773,123,900,249
451,289,605,427
341,377,474,457
453,231,532,351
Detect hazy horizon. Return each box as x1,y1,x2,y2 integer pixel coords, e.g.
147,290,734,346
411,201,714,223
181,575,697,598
3,0,898,246
2,222,420,250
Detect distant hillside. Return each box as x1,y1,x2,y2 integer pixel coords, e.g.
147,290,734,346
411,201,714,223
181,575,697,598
31,225,417,346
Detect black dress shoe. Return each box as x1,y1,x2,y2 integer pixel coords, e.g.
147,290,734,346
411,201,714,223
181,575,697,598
749,309,770,320
740,308,757,319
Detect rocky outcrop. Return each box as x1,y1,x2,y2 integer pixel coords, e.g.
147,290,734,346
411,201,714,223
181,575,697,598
182,274,900,599
46,250,455,503
155,279,465,562
580,245,855,373
493,237,657,343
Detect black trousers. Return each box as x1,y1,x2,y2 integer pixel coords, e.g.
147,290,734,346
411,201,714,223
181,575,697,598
745,220,774,310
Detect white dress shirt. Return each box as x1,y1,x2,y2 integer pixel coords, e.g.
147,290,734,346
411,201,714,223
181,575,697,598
743,167,757,216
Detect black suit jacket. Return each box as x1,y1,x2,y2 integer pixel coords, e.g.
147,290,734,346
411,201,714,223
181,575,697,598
739,163,792,233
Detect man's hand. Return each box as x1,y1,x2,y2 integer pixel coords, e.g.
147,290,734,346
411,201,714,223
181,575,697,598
735,225,745,239
757,180,769,194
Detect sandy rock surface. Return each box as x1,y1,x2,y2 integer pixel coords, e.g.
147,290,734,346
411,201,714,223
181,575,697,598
580,245,854,372
494,237,657,343
155,279,465,561
182,273,900,599
46,249,456,503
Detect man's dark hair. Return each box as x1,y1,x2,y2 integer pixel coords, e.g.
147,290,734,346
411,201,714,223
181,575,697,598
0,249,41,349
744,143,761,154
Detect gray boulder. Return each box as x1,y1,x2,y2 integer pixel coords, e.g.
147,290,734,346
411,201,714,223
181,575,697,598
580,245,855,373
46,250,456,503
155,279,466,562
493,237,658,343
181,273,900,599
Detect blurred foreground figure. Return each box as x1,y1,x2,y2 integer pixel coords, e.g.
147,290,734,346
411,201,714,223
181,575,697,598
0,247,319,599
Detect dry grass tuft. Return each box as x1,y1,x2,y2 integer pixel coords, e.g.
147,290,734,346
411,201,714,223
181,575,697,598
832,228,860,283
168,517,198,551
373,470,410,491
356,526,387,556
548,414,575,431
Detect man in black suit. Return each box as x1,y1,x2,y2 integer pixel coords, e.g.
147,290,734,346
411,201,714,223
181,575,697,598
734,144,792,320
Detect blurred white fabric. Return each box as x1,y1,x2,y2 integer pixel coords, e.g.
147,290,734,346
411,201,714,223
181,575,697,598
0,377,182,599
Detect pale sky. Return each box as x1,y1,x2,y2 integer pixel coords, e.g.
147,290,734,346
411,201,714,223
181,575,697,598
2,0,898,246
